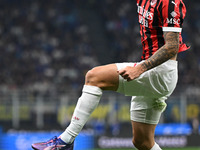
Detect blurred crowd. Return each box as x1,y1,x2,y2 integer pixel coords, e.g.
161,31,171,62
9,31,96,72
0,0,99,93
0,0,199,95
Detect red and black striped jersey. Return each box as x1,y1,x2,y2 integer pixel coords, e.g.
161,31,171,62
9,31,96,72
136,0,189,60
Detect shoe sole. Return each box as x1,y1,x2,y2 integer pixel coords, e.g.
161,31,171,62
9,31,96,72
31,146,38,150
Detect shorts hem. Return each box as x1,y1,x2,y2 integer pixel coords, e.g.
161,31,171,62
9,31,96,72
131,118,159,125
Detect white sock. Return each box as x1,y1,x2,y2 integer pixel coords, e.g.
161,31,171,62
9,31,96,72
60,85,102,143
150,142,162,150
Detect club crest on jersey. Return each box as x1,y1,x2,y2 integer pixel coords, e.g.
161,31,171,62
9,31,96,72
171,11,177,17
151,0,157,6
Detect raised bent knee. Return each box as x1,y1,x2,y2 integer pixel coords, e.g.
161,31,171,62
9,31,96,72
85,67,101,87
85,68,95,81
85,65,119,91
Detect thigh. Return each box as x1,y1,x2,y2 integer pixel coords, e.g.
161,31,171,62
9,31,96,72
131,121,156,148
85,64,119,91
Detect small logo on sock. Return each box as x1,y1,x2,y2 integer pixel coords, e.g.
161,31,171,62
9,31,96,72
73,116,80,121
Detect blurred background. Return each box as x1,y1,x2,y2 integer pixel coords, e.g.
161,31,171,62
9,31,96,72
0,0,200,149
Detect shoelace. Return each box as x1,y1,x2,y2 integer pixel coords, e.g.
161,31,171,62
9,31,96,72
45,136,67,150
46,136,60,146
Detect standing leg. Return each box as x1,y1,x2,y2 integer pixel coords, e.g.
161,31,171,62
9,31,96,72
131,121,161,150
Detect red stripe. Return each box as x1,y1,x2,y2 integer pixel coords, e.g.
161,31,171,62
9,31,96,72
143,0,151,59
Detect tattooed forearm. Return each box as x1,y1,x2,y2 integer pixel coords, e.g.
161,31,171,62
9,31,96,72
141,32,179,71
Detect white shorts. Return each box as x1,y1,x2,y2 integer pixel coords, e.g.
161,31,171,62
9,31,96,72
116,60,178,124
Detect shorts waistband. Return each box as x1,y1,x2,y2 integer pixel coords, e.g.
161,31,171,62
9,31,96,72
162,59,178,69
140,59,178,69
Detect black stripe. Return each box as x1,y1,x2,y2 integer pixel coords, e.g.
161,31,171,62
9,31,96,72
157,28,165,49
168,0,175,27
139,0,143,6
179,1,183,27
155,0,165,49
159,1,164,25
152,0,160,27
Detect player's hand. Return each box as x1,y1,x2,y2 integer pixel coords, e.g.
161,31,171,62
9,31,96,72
117,64,145,82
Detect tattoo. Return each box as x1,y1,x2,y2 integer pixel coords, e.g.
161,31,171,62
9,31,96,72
141,32,179,71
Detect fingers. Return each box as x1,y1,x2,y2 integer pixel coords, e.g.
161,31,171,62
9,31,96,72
117,69,125,75
117,66,139,82
117,69,132,81
117,65,142,82
117,69,127,78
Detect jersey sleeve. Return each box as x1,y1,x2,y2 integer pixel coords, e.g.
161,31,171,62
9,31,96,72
160,0,187,32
